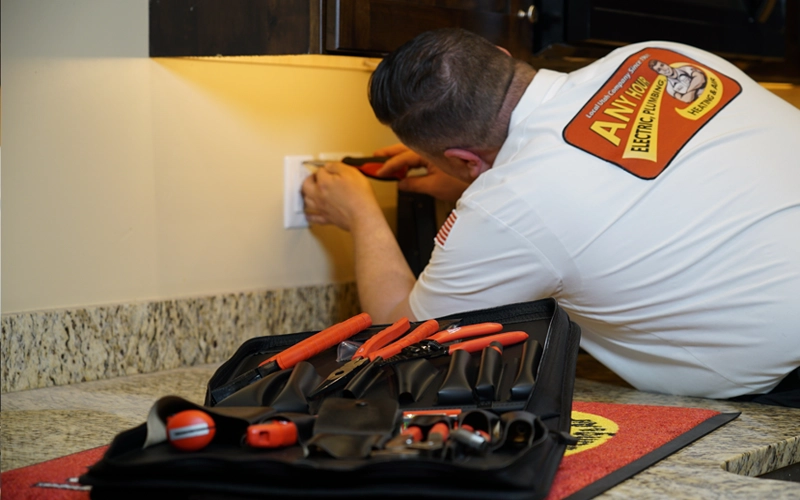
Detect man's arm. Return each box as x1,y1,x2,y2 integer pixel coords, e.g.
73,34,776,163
684,66,707,93
672,66,707,103
350,204,417,322
302,162,417,323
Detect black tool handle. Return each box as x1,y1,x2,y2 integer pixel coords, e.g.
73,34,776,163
436,349,474,406
474,342,504,403
341,156,391,166
510,339,542,400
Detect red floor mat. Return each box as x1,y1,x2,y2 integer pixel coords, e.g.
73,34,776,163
1,401,737,500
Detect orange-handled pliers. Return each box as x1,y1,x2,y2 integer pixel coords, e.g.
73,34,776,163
308,318,440,399
381,323,529,364
303,156,406,181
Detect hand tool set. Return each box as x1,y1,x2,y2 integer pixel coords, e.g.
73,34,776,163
81,298,582,500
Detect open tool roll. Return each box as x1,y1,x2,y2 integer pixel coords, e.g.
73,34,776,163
81,298,581,500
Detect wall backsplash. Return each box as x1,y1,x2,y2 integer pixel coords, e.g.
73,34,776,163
1,283,360,394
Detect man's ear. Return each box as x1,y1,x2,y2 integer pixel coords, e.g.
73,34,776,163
444,148,492,180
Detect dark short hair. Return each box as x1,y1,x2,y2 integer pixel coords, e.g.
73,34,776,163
368,28,515,156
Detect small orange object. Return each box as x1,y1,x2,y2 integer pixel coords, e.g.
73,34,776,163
246,420,298,448
460,424,491,442
166,409,216,451
429,422,451,441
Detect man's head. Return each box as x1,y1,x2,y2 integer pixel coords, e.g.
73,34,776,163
648,59,674,77
368,28,517,163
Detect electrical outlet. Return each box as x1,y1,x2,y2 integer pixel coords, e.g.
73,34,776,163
283,152,367,229
283,155,314,229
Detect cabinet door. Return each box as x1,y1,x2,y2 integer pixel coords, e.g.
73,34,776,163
325,0,534,59
149,0,316,56
566,0,787,59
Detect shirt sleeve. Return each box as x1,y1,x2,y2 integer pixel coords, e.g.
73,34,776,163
408,201,563,320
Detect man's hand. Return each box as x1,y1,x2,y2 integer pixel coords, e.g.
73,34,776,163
302,162,383,231
301,157,417,324
374,144,470,203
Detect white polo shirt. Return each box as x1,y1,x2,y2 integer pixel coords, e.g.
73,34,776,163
409,41,800,399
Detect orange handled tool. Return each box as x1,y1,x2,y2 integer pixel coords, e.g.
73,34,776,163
384,425,425,450
352,317,410,360
383,329,529,364
246,420,298,448
303,156,407,181
428,421,451,442
429,323,504,343
259,312,373,369
210,312,372,405
368,319,440,361
385,421,450,451
343,157,405,180
406,421,452,452
308,318,437,399
448,331,529,354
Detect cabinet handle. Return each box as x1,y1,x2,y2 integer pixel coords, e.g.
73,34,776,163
517,5,537,24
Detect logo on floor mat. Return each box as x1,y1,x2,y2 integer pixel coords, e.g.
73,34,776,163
565,411,619,456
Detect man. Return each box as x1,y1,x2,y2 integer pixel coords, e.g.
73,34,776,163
648,59,707,102
301,29,800,404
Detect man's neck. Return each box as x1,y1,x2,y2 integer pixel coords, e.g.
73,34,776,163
485,63,537,166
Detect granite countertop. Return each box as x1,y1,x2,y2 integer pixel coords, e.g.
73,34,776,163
2,355,798,498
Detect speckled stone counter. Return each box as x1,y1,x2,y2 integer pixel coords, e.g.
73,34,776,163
2,355,798,498
1,283,360,393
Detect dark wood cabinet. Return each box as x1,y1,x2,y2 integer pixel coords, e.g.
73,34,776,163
323,0,533,60
149,0,533,60
149,0,319,56
150,0,799,81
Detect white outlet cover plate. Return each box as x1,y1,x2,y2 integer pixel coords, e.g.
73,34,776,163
283,155,314,229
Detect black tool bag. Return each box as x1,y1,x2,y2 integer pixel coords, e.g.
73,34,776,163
81,298,581,500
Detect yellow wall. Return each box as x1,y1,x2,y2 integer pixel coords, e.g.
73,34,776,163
760,83,800,108
1,2,397,313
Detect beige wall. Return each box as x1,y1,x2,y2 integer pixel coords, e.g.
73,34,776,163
1,1,397,314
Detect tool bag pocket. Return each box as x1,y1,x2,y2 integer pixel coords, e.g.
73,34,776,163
81,298,581,500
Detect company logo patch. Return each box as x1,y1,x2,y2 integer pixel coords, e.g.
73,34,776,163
563,48,741,179
435,210,458,248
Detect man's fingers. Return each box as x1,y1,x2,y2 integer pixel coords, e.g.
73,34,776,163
321,161,343,175
305,213,331,225
376,150,424,177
